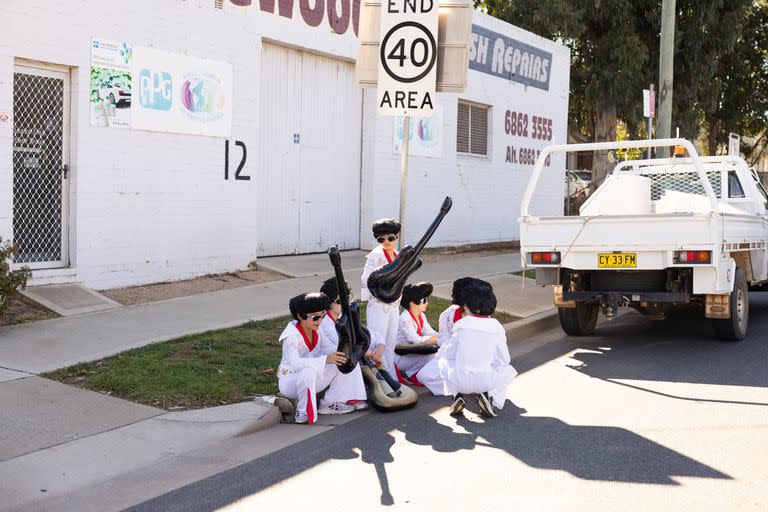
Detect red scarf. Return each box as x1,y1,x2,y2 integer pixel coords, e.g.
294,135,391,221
452,307,463,324
294,322,318,351
325,310,336,324
383,249,398,264
408,310,424,336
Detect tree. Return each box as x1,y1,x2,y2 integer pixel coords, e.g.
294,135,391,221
479,0,654,183
700,1,768,158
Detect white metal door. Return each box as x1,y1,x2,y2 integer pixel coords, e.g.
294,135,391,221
298,52,362,253
257,44,361,256
12,65,70,269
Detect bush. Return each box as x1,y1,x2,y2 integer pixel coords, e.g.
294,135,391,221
0,237,32,316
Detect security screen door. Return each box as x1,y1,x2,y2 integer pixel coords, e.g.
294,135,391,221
12,64,70,268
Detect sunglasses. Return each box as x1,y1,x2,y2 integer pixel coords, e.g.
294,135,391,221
309,312,326,322
416,297,429,304
376,235,398,243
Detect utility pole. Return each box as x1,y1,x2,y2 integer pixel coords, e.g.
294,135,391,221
657,0,676,157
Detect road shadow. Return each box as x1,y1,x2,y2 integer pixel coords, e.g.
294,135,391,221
561,293,768,392
127,392,730,512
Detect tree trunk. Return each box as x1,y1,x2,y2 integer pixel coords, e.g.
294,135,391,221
592,108,618,187
706,117,720,156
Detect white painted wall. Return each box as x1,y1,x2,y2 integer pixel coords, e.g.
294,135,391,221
0,1,568,289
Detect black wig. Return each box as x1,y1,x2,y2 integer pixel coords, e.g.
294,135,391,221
400,281,434,310
372,218,401,237
289,292,330,320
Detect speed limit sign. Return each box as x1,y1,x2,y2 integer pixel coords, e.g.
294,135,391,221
376,0,438,116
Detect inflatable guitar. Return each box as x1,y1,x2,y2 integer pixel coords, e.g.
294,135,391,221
367,196,453,304
327,246,417,411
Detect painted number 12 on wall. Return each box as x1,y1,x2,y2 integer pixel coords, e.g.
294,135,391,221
224,140,249,180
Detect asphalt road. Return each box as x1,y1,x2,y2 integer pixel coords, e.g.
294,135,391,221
127,294,768,511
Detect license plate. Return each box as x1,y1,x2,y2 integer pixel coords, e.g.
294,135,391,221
598,253,637,268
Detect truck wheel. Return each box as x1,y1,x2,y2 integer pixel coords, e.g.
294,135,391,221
559,302,599,336
712,267,749,341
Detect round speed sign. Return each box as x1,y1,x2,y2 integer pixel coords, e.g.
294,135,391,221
380,21,438,84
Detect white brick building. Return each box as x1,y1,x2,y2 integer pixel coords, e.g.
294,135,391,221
0,0,570,289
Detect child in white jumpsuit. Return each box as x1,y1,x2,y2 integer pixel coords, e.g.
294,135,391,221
423,282,517,418
394,282,439,385
277,292,366,424
361,218,402,378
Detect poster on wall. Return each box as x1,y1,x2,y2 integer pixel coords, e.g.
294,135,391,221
90,38,133,128
393,108,443,158
130,46,233,138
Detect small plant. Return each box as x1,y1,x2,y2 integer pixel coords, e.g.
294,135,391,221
0,237,32,316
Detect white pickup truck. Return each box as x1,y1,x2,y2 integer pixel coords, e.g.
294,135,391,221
519,138,768,341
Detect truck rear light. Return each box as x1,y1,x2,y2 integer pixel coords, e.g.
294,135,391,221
674,250,711,264
531,251,561,265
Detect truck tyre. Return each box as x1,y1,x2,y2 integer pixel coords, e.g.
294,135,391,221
712,267,749,341
559,302,599,336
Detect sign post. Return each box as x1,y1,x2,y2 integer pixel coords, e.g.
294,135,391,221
376,0,439,248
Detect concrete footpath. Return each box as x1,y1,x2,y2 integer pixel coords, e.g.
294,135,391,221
0,250,558,512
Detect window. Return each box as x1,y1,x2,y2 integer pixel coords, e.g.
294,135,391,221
752,172,768,209
457,101,489,157
728,171,746,198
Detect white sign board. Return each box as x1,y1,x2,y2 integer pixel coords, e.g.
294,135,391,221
377,0,439,117
90,37,133,129
643,89,655,118
393,108,443,157
131,47,233,138
728,133,740,157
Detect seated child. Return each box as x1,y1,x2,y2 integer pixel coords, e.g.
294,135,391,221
437,277,477,345
424,281,517,418
394,282,438,385
277,292,366,424
361,218,402,377
318,277,369,411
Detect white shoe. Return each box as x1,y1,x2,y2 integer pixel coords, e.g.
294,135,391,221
318,402,355,415
347,400,369,411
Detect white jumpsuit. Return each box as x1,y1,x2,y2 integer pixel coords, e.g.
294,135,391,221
419,315,517,409
277,321,366,424
394,310,438,384
437,304,463,346
361,245,401,378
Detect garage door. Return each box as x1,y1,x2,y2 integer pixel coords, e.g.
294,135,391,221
257,43,362,256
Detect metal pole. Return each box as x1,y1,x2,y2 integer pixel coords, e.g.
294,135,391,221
657,0,676,158
398,115,410,251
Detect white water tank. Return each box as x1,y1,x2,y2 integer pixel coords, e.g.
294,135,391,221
580,175,652,216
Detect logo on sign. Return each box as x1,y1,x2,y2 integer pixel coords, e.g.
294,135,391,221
181,72,226,123
139,69,173,111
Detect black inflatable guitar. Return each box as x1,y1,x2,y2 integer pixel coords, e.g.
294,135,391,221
328,246,370,374
327,246,417,411
367,196,453,304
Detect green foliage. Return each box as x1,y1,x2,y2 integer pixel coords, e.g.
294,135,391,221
0,237,32,316
89,67,131,104
478,0,759,146
616,123,643,160
702,1,768,157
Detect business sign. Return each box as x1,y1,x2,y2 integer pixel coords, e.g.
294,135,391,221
131,47,233,137
468,25,552,91
377,0,439,117
393,107,443,157
90,37,133,128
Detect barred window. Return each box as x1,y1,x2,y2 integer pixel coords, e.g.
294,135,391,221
457,101,489,157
